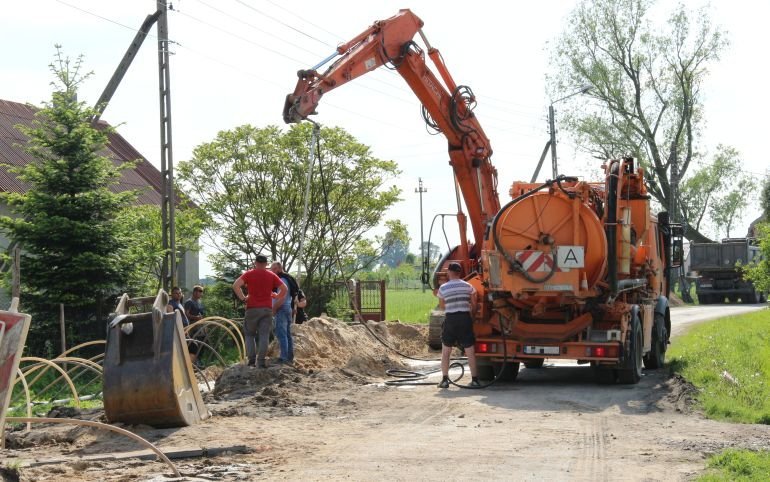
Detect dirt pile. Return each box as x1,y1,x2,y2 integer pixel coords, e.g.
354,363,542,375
208,317,430,412
281,316,428,375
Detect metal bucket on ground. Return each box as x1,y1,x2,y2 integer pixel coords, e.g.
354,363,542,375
103,290,209,428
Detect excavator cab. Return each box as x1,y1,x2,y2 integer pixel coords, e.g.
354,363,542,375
103,290,209,428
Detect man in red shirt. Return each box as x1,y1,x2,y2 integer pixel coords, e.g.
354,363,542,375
233,254,288,368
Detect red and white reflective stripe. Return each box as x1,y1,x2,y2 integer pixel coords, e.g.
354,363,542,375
515,250,562,272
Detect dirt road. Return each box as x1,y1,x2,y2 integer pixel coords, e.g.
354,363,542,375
5,305,769,481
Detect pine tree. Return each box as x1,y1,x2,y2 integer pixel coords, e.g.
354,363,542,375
0,48,136,355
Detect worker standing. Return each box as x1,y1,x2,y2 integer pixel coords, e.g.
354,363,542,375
233,255,287,368
436,262,480,388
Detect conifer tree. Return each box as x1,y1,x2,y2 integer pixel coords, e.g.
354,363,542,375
0,48,135,355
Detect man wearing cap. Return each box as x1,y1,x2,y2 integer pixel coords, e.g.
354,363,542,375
233,255,288,368
436,261,480,388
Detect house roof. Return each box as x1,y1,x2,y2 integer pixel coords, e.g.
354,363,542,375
0,98,163,205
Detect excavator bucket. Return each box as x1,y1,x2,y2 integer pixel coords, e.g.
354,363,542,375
103,290,209,428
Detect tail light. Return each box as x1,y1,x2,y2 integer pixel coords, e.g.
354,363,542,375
475,342,497,353
590,345,619,358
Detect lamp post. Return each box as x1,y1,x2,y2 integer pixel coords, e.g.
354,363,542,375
415,178,427,292
531,84,592,182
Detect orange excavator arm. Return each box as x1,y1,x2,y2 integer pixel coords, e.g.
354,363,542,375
283,9,500,267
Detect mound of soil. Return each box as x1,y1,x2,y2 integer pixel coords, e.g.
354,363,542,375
209,317,429,407
275,317,428,374
663,373,700,413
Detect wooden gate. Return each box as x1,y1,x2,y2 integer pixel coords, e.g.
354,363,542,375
332,280,386,322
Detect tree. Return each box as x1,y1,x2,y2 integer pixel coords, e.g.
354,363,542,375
0,49,136,355
177,123,406,310
744,223,770,293
761,178,770,220
118,201,205,295
550,0,749,242
420,241,443,265
679,145,756,239
380,231,410,268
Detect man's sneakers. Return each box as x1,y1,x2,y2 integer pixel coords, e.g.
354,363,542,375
438,377,481,388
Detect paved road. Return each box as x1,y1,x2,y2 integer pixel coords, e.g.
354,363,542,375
669,303,767,337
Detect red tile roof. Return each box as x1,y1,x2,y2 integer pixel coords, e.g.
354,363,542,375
0,98,162,205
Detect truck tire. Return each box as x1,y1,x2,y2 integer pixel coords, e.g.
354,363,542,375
492,361,520,382
643,312,667,369
594,366,617,384
477,363,495,381
427,310,444,350
697,294,710,305
524,358,545,369
744,291,758,304
617,315,643,384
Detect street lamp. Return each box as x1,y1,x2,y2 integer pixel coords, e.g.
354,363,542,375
415,178,427,293
531,84,593,182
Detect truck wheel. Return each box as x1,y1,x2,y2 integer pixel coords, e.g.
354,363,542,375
477,363,494,381
524,358,545,369
427,310,444,350
492,361,520,382
744,291,758,304
594,366,617,384
697,294,710,305
617,315,643,384
643,313,667,369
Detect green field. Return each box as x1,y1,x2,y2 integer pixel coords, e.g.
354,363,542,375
385,289,437,323
670,309,770,480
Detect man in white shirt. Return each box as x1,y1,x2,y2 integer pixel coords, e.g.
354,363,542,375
436,262,480,388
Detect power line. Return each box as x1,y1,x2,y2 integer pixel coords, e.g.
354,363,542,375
54,0,160,40
190,0,323,60
234,0,334,48
262,0,341,43
171,8,307,65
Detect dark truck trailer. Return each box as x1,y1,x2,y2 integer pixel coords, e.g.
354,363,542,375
690,238,766,304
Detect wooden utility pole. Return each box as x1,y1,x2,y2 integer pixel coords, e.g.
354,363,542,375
157,0,176,291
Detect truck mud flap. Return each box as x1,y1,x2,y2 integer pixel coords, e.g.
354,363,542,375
103,291,209,428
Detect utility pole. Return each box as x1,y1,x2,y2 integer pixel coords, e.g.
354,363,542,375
548,104,558,179
531,85,591,182
157,0,176,291
415,178,427,292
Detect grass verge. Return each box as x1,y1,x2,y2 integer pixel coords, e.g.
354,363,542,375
669,309,770,481
386,289,436,323
699,449,770,481
667,309,770,424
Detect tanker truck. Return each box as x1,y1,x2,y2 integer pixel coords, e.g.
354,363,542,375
283,9,683,384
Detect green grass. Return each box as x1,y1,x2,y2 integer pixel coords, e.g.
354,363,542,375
386,289,437,323
699,449,770,481
667,309,770,424
670,310,770,481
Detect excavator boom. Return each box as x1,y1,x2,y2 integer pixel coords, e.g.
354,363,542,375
283,9,500,262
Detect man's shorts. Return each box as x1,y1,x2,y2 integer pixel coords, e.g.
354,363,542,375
441,311,475,348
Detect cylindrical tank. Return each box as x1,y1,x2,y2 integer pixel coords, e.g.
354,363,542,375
490,187,607,295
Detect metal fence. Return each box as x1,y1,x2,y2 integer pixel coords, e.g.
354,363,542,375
332,280,385,322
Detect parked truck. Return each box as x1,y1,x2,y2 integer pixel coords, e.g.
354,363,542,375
690,238,766,304
283,9,683,384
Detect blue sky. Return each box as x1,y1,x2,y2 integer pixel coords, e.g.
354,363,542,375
2,1,767,276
